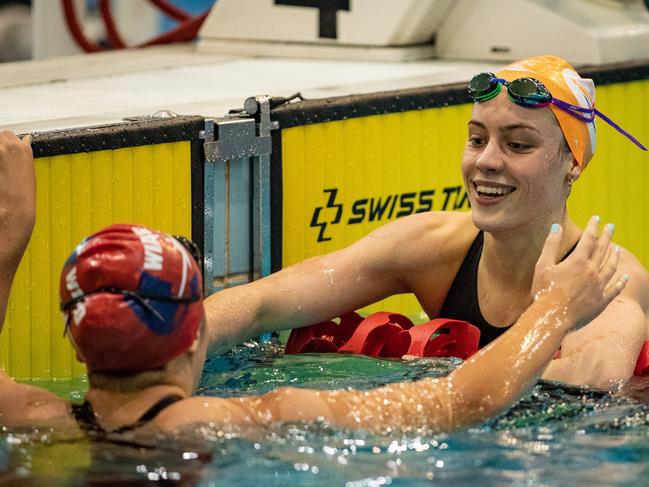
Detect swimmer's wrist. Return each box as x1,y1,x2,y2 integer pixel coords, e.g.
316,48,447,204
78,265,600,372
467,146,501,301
529,288,574,332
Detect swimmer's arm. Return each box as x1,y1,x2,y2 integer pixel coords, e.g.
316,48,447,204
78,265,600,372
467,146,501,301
541,233,649,389
242,220,627,431
0,371,70,427
242,289,576,432
542,294,647,390
203,218,420,354
0,132,35,332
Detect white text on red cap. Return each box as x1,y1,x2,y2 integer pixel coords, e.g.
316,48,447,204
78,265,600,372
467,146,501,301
132,227,164,271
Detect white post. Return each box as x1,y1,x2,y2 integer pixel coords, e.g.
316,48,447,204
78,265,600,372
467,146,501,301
113,0,160,46
32,0,86,59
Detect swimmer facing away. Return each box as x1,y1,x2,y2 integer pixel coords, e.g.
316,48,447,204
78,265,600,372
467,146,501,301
203,55,649,391
0,223,627,435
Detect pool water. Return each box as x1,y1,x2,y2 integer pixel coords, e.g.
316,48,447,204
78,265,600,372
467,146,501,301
3,342,649,486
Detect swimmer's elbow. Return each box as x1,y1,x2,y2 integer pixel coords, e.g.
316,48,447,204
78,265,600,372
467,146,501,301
204,285,266,353
573,360,633,391
543,355,634,391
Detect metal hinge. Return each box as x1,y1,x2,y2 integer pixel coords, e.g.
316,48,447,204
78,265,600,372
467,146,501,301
201,96,280,162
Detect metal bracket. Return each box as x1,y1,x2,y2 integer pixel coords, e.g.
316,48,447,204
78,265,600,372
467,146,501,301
202,96,279,163
201,96,280,296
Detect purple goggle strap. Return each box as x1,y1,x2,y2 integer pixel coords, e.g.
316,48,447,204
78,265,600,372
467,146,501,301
551,98,647,151
492,76,646,151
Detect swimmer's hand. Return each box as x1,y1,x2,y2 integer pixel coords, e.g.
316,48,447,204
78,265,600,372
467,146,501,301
0,131,35,241
0,131,35,332
531,216,627,330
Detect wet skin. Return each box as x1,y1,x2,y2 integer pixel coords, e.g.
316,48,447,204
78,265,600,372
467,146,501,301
201,90,649,390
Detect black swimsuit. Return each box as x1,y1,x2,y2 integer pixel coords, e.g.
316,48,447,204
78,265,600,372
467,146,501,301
70,394,216,463
71,394,184,441
440,231,577,348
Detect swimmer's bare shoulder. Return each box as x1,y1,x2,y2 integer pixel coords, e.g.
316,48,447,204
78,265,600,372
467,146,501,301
374,210,476,264
150,396,264,433
594,245,649,339
0,379,76,429
618,247,649,315
543,243,649,388
355,210,478,300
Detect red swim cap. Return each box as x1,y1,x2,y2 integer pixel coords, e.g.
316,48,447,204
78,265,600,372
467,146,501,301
59,224,203,373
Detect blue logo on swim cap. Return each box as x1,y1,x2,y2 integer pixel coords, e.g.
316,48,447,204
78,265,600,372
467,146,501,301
128,272,179,335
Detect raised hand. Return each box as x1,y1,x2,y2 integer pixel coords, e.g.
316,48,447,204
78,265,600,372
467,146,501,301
0,131,35,255
532,216,627,330
0,131,35,332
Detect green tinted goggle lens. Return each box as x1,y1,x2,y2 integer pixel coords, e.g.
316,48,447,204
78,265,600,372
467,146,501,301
468,73,552,107
507,78,552,106
468,72,501,102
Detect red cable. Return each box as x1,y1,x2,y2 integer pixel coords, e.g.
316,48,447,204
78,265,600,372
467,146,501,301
61,0,102,53
62,0,212,52
99,0,126,49
147,0,192,22
139,11,209,46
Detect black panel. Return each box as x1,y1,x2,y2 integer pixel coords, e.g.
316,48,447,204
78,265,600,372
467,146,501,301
31,116,205,158
270,129,284,273
271,83,471,129
580,59,649,86
275,0,350,39
190,137,205,275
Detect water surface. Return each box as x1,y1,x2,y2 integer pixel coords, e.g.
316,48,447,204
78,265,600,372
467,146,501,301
3,342,649,486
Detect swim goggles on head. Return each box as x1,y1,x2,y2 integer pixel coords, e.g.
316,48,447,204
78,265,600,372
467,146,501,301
468,72,647,151
173,235,201,266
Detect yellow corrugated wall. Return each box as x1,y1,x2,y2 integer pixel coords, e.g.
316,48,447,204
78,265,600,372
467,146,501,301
0,141,193,379
281,79,649,321
569,80,649,262
281,104,472,321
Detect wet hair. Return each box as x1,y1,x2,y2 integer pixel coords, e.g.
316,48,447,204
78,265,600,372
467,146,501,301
87,320,206,392
88,367,168,392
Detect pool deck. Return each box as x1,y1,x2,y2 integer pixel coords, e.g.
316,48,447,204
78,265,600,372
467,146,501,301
0,44,502,134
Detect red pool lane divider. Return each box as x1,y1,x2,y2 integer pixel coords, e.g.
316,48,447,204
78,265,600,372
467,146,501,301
285,311,481,360
634,341,649,376
286,312,649,377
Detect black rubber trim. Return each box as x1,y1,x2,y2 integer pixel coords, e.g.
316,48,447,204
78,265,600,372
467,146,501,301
31,116,205,158
579,59,649,86
271,83,470,129
271,59,649,129
190,136,205,275
270,129,284,273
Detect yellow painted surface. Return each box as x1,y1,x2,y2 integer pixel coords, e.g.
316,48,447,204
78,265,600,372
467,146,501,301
0,142,193,379
569,80,649,266
282,104,473,321
281,79,649,321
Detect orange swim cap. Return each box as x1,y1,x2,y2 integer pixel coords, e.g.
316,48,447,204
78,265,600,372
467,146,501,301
497,55,596,169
